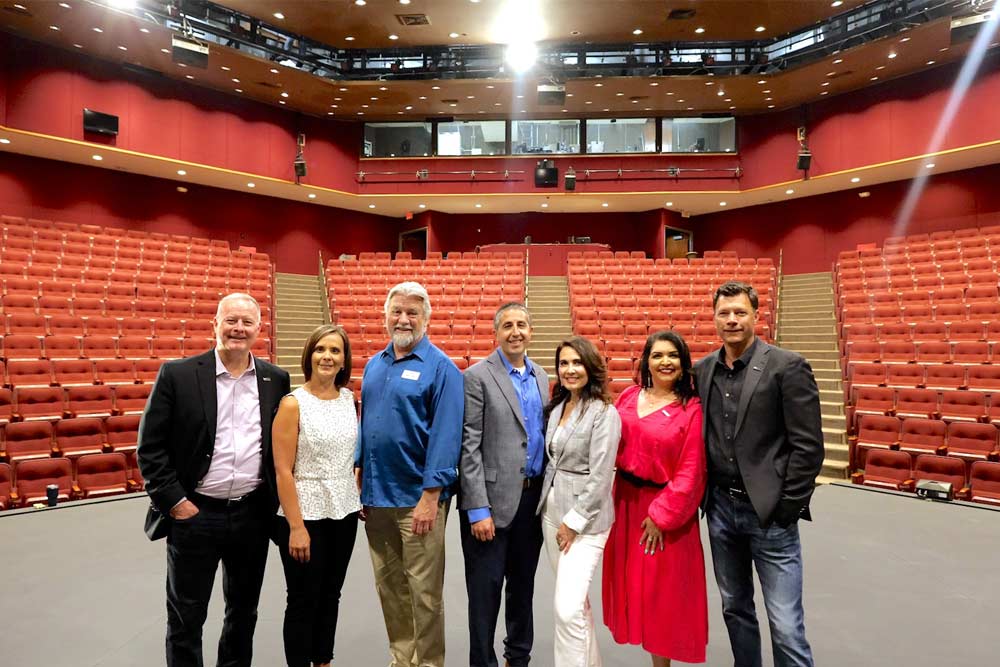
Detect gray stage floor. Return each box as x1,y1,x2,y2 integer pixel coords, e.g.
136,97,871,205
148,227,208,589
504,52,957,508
1,483,997,666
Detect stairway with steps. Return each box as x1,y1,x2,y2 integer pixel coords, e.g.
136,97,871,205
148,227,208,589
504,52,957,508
525,276,573,377
274,273,329,387
775,272,849,484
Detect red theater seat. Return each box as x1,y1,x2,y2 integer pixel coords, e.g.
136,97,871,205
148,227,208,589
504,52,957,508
13,386,66,421
968,461,1000,506
6,360,54,388
113,383,151,415
13,457,73,506
74,452,129,498
104,414,140,454
944,422,999,467
893,388,938,419
0,463,11,510
898,418,947,458
52,359,96,387
851,414,901,469
66,385,114,419
54,417,107,457
851,449,914,491
938,391,986,423
1,420,55,462
912,454,968,498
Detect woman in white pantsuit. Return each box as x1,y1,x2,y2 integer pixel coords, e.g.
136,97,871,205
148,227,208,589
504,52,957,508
537,336,622,667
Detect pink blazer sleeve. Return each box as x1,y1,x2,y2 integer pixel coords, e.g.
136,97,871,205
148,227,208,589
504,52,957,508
647,403,707,532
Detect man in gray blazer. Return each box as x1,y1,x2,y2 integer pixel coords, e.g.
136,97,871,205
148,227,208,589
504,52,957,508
460,302,549,667
695,281,824,667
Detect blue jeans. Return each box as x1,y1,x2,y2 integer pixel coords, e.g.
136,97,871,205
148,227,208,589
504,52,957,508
706,486,814,667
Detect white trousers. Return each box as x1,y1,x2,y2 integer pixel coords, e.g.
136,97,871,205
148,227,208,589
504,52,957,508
542,513,610,667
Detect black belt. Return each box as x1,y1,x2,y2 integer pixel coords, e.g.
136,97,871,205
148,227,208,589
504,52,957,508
714,482,750,500
617,468,668,489
522,476,543,490
190,488,262,511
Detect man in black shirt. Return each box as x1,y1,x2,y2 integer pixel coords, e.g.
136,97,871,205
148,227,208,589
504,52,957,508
694,281,824,667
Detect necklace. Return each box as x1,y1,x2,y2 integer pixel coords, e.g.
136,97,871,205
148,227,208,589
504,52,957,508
642,387,677,404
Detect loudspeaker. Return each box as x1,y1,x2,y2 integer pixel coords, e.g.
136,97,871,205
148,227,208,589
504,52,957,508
797,150,812,171
565,169,576,191
171,35,209,69
537,84,566,105
535,159,558,187
294,158,307,178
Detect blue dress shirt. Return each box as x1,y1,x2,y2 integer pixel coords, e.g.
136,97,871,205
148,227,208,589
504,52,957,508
355,335,464,507
467,350,545,523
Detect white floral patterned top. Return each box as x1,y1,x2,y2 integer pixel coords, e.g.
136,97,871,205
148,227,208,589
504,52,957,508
278,386,362,521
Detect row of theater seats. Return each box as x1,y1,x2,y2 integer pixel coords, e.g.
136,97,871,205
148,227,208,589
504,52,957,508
851,416,999,475
0,384,149,423
852,451,1000,506
1,414,139,461
1,313,268,338
835,226,1000,476
0,334,263,365
0,452,144,509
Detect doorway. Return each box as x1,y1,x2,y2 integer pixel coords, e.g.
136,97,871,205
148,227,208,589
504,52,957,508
665,226,693,259
399,228,428,260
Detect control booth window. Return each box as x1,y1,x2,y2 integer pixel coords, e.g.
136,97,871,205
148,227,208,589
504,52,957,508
511,119,581,154
585,118,657,153
363,122,432,157
436,120,506,156
662,117,737,153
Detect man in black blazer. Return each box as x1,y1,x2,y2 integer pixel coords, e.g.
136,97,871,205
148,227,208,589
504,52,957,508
695,281,824,667
138,293,291,667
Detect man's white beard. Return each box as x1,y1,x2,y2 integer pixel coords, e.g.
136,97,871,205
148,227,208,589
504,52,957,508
392,328,424,350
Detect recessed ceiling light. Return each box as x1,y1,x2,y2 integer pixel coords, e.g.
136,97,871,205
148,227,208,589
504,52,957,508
602,202,609,207
355,0,366,5
357,112,364,115
271,69,280,74
185,75,194,79
418,203,426,208
221,66,230,71
58,2,70,7
695,27,705,34
279,100,286,104
345,36,355,41
725,98,732,102
335,97,343,101
399,0,410,4
405,105,413,110
871,76,879,81
717,90,725,96
650,82,659,86
327,111,334,115
177,186,187,193
0,138,10,144
755,26,766,32
273,12,284,19
308,193,317,199
585,101,592,104
603,108,610,111
178,63,187,68
786,189,794,194
160,48,169,53
822,82,830,86
49,25,60,31
831,0,843,6
362,104,369,108
665,201,673,207
280,91,289,98
388,34,399,40
541,202,549,208
666,92,674,95
833,58,843,64
594,82,603,87
517,94,524,98
92,155,103,161
939,47,949,52
677,99,685,103
177,169,187,175
370,97,378,101
494,102,502,106
729,105,736,109
927,60,936,65
235,89,243,93
900,36,911,43
93,27,103,33
926,163,935,169
767,104,775,108
475,203,483,208
419,96,427,100
851,177,861,183
616,92,625,96
633,28,643,35
449,32,460,38
486,84,495,89
820,91,829,96
368,203,376,208
467,95,475,99
762,89,771,93
432,85,441,90
449,103,457,107
566,93,574,97
232,78,240,83
859,191,871,198
876,65,885,70
74,44,83,48
888,52,897,59
719,201,727,207
705,81,714,86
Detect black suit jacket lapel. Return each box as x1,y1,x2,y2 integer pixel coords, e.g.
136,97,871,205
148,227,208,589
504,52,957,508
254,358,278,453
734,343,770,437
486,351,527,433
195,352,218,450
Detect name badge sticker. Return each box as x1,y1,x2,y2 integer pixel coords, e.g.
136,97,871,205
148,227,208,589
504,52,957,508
401,369,421,381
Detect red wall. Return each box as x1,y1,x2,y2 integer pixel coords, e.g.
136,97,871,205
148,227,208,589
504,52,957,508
0,153,396,272
695,161,1000,274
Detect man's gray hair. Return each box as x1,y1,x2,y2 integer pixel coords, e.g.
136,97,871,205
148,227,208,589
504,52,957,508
216,292,261,322
493,302,532,331
384,281,432,319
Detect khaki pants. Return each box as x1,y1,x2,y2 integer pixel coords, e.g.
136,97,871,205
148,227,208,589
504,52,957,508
365,502,449,667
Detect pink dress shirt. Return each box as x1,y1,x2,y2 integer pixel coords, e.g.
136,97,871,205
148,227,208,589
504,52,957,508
195,350,264,500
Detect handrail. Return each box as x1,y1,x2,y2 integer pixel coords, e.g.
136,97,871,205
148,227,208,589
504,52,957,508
318,250,331,324
357,168,526,181
571,166,743,178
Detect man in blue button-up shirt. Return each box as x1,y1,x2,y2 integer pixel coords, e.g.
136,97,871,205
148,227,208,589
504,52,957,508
355,281,463,667
460,303,550,667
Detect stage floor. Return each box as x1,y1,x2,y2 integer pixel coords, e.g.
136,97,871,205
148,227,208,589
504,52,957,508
1,483,997,666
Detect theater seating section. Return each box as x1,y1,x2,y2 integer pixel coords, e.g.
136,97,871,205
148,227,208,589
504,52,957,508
567,250,776,397
840,226,1000,504
326,250,526,400
0,215,273,508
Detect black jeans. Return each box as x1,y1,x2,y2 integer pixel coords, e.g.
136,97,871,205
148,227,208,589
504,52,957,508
165,492,271,667
460,484,544,667
274,513,359,667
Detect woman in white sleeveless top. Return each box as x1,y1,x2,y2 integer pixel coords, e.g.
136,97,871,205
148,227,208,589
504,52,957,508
273,324,361,667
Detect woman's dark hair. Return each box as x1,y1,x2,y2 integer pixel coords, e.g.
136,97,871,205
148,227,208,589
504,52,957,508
638,329,697,406
545,336,611,419
300,324,352,389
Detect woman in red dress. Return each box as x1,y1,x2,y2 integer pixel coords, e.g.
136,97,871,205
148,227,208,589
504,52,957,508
602,330,708,665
